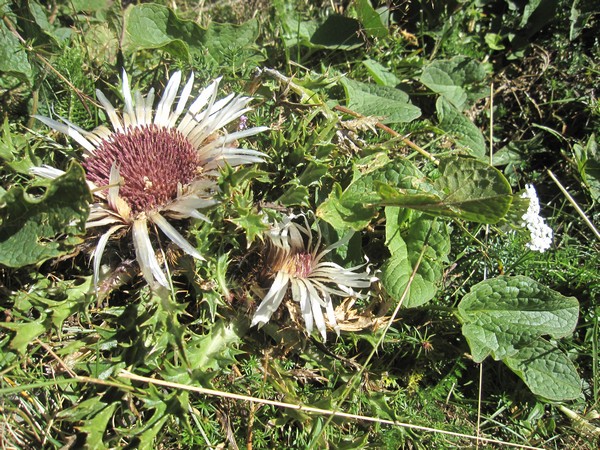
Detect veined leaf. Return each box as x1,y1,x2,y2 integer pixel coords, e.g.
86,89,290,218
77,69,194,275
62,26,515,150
340,78,421,124
380,208,450,308
458,275,579,362
504,338,582,401
377,156,512,224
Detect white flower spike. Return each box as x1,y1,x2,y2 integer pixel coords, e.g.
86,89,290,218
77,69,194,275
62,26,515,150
521,184,553,253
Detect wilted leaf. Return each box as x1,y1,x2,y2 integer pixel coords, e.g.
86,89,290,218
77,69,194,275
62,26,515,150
377,156,513,224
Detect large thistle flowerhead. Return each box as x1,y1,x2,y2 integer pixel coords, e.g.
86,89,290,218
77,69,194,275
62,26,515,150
32,70,267,290
251,214,374,341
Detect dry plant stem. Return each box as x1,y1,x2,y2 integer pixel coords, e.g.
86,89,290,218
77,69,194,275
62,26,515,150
547,170,600,241
333,105,439,164
117,370,543,450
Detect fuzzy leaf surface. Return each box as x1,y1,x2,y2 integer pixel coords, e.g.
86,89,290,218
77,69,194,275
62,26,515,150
504,338,582,401
377,156,512,224
420,56,488,110
458,275,579,362
380,208,450,308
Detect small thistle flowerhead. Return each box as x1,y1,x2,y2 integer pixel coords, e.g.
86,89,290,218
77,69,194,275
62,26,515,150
251,214,374,341
31,70,268,291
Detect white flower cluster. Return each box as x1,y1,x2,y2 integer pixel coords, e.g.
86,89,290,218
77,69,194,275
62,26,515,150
521,184,553,252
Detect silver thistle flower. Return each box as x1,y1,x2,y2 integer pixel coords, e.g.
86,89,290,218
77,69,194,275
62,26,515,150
251,214,374,341
32,70,267,290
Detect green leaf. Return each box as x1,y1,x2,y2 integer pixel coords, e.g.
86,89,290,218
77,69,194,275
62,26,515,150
1,320,46,354
377,156,513,224
122,4,206,60
380,208,450,307
420,56,488,110
436,97,486,157
184,319,246,373
205,19,265,70
317,153,418,231
78,402,117,449
572,134,600,202
84,24,119,66
0,7,33,83
340,78,421,124
354,0,388,38
362,59,401,87
310,15,364,49
458,275,579,362
504,338,582,401
0,162,91,268
277,183,309,206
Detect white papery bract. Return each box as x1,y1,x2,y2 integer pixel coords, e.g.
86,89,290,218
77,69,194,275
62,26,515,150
521,184,553,252
31,70,267,290
251,214,373,341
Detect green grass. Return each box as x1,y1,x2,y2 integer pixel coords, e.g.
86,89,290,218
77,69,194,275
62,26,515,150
1,0,599,448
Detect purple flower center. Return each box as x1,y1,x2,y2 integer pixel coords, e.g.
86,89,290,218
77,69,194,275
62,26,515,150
83,125,199,215
283,252,313,278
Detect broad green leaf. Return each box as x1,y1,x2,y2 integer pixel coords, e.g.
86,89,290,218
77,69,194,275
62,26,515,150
205,19,265,70
377,156,513,224
0,7,33,83
317,154,422,231
420,56,488,110
1,320,46,354
340,78,421,124
310,15,364,49
0,162,91,267
362,59,401,87
380,208,450,307
458,275,579,362
354,0,388,38
436,97,486,157
273,0,319,48
122,4,206,60
570,0,593,41
504,338,582,401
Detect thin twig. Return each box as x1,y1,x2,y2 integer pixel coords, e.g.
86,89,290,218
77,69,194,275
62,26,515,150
333,105,439,164
547,170,600,241
118,370,544,450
